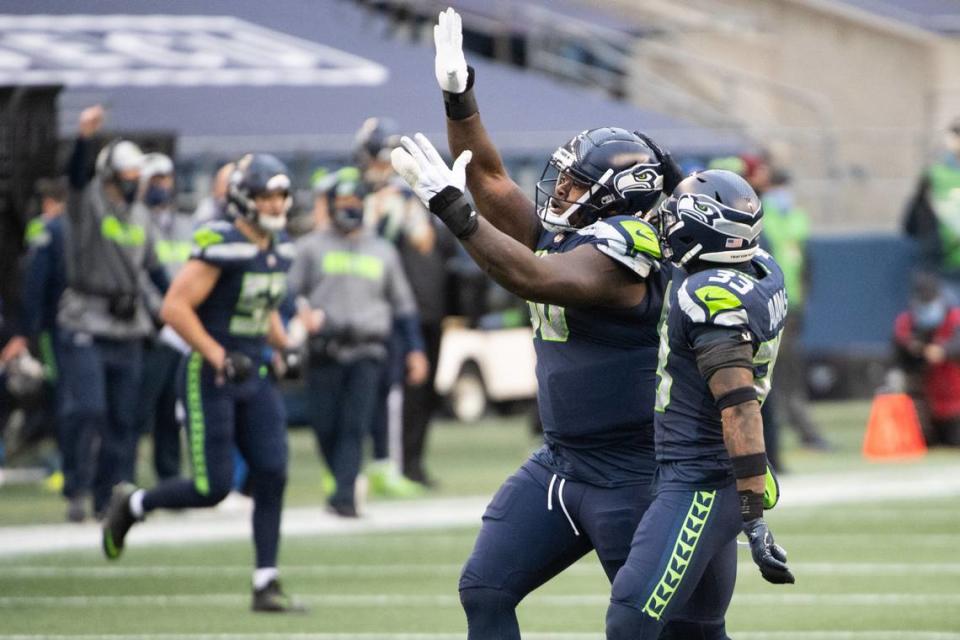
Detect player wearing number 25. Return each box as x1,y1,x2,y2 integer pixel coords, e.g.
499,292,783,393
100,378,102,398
100,154,305,613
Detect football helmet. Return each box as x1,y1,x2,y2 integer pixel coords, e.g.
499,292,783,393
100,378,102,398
227,154,292,232
535,127,664,231
654,169,763,268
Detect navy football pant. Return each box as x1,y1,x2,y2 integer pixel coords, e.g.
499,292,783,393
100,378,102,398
143,353,288,568
307,358,384,510
136,341,183,480
606,484,740,640
57,332,142,512
459,459,654,640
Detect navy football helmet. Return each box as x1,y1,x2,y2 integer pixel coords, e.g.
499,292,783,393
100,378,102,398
227,153,292,232
535,127,665,231
654,169,763,267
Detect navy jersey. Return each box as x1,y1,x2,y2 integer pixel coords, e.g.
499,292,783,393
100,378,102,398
529,215,668,487
22,215,66,337
654,249,787,487
190,220,295,362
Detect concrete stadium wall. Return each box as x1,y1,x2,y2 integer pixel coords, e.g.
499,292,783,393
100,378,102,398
602,0,956,233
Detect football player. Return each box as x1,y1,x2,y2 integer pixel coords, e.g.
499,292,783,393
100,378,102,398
605,170,794,639
100,154,303,613
390,8,697,638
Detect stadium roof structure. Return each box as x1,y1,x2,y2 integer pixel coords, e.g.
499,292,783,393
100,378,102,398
829,0,960,35
0,0,745,158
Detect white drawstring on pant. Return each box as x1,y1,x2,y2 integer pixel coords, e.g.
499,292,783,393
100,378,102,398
546,473,580,536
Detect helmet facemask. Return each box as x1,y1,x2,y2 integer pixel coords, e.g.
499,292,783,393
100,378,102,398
535,129,666,232
535,150,617,232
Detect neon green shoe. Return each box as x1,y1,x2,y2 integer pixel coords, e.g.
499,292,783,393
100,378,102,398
367,461,425,498
320,469,336,498
44,471,64,493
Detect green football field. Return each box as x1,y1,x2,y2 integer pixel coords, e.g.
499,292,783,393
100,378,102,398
1,400,959,638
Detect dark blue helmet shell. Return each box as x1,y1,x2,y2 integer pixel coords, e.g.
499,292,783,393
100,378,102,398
227,153,292,228
536,127,665,230
657,169,763,267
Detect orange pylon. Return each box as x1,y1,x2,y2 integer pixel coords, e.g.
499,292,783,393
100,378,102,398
863,392,927,460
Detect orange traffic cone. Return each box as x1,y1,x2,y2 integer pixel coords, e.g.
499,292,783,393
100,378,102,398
863,392,927,460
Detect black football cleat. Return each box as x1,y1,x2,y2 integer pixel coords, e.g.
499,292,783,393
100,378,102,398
252,579,307,613
101,483,139,560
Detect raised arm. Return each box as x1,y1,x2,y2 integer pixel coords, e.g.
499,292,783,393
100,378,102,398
434,8,541,249
392,133,646,308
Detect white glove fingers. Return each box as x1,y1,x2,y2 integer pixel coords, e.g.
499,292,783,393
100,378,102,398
452,10,463,50
389,148,420,188
452,150,473,175
414,132,446,168
400,134,431,169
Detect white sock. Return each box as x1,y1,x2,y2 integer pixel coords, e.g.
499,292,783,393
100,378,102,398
253,567,279,591
128,489,146,520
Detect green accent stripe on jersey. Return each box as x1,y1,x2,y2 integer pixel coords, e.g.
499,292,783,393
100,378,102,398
193,227,224,249
186,352,210,496
695,285,742,319
642,490,716,620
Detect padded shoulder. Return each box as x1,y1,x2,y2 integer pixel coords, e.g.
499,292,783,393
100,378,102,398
24,218,51,248
579,215,661,278
190,220,257,265
678,268,752,329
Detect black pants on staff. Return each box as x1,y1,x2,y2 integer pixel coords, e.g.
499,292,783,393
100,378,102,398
402,321,442,484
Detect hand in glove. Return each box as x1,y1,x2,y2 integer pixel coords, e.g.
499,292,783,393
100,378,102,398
434,7,469,93
222,351,254,384
742,518,795,585
391,133,472,206
391,134,477,239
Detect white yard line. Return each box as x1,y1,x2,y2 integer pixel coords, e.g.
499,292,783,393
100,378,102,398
0,464,958,558
1,635,959,640
0,593,958,608
2,561,960,578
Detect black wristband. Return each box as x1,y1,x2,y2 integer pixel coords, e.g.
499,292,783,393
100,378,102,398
731,452,767,479
428,186,479,239
739,490,764,522
716,385,758,411
443,66,478,120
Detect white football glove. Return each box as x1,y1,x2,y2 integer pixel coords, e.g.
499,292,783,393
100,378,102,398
434,7,469,93
390,133,472,208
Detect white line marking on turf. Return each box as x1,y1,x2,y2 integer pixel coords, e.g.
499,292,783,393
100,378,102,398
1,463,959,557
0,633,958,640
1,593,958,608
3,562,960,578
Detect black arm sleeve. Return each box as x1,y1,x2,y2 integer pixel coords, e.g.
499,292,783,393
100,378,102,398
690,324,754,382
68,137,95,191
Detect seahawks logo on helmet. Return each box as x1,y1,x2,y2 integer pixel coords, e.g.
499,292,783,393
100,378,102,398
676,192,762,243
614,164,663,196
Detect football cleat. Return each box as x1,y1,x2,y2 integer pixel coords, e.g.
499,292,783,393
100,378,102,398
101,483,139,560
252,579,307,613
